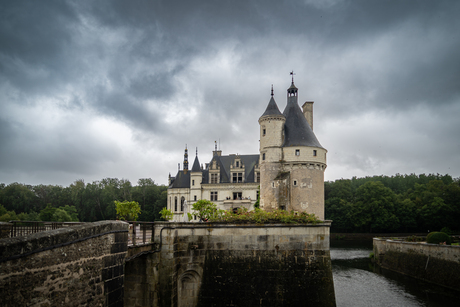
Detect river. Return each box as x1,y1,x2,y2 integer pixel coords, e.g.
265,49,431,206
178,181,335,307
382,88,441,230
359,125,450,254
331,240,459,307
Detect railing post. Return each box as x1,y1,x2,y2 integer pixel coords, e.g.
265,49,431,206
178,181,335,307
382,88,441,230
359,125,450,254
132,221,136,246
142,223,146,244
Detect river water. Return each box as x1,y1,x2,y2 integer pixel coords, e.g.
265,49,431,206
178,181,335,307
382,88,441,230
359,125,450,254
331,240,459,307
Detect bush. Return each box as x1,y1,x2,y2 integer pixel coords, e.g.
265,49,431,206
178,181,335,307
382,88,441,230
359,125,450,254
426,232,451,245
440,227,452,235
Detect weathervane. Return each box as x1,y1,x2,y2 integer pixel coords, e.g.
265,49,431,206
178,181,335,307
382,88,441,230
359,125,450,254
290,71,295,84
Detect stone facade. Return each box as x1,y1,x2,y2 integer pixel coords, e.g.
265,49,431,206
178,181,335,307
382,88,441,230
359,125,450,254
124,221,336,307
373,238,460,291
168,76,327,220
0,221,128,307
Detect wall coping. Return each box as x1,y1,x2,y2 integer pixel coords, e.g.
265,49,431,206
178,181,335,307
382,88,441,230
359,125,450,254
0,220,128,261
373,237,460,249
155,221,332,228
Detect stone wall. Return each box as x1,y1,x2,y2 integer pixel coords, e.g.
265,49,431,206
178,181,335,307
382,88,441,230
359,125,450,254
125,221,336,307
0,220,128,307
373,238,460,291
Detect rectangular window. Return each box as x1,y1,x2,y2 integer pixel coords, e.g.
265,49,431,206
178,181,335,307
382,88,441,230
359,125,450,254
295,149,300,156
211,191,218,201
233,192,242,200
256,172,260,183
232,172,243,183
262,153,265,160
257,190,259,200
194,195,197,201
236,161,239,167
263,129,266,136
211,173,218,184
192,179,195,186
293,180,297,186
313,150,317,156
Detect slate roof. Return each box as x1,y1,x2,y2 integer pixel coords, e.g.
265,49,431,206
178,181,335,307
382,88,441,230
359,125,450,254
169,154,260,189
191,156,201,172
169,170,190,188
261,96,284,117
214,154,259,183
282,98,323,148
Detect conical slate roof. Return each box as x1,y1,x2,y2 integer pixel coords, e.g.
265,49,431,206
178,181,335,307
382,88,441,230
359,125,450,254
261,96,284,117
282,100,323,148
191,155,201,172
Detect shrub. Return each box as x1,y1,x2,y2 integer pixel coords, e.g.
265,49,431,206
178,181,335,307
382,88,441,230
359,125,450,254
440,227,452,235
159,207,173,221
426,232,451,245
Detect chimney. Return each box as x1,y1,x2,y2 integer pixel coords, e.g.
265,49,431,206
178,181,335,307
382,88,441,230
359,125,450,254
302,101,314,130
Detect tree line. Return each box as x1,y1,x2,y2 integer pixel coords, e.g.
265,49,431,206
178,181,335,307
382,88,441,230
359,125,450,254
325,173,460,233
0,178,167,222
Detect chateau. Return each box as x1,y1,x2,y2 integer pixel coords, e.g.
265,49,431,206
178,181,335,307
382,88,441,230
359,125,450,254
167,74,327,220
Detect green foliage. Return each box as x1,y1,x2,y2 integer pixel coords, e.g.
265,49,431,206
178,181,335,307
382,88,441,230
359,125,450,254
208,208,320,224
52,208,72,222
325,173,460,233
39,204,56,221
191,199,223,221
440,227,452,235
159,207,173,221
115,200,141,221
427,232,451,245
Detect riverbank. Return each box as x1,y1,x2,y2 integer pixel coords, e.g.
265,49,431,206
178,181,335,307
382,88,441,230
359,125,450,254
373,238,460,292
331,232,429,241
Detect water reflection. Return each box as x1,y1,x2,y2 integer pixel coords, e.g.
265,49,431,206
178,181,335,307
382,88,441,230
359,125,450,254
331,240,459,307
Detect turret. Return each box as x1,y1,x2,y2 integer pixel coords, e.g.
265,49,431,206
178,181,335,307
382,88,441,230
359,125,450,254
190,148,202,202
258,85,285,163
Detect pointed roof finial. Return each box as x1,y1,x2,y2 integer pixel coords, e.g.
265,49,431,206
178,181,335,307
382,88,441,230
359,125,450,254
196,147,198,156
271,84,274,96
290,71,295,84
215,140,217,151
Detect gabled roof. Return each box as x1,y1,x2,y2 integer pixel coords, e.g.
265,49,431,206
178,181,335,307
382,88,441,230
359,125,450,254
282,100,323,148
216,154,259,183
260,96,284,117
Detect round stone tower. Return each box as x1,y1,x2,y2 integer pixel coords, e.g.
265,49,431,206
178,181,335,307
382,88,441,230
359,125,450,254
259,75,327,220
258,86,286,211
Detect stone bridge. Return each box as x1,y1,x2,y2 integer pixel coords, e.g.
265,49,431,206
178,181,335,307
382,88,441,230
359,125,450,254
0,221,336,307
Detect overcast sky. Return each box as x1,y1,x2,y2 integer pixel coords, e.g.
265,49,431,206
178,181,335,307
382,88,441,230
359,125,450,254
1,0,459,187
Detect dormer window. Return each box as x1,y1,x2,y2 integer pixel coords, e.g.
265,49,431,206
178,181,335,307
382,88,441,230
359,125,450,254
236,161,239,167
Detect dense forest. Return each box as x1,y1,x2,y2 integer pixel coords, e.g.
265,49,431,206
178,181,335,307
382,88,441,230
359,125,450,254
0,178,167,222
325,173,460,233
1,173,459,234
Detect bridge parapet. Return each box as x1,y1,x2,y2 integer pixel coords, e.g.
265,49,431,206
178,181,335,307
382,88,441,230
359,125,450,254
0,220,128,307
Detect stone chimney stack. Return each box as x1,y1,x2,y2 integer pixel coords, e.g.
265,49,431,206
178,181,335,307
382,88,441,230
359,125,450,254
302,101,314,131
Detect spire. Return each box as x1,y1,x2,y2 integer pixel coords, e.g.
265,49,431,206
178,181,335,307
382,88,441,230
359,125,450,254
183,145,189,172
283,77,323,148
260,85,284,118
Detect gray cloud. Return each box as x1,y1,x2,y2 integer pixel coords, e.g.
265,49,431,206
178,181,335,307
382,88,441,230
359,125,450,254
1,0,459,185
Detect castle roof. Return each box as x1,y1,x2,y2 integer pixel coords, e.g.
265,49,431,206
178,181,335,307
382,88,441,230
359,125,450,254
169,170,190,188
282,99,323,148
191,155,201,172
260,96,284,117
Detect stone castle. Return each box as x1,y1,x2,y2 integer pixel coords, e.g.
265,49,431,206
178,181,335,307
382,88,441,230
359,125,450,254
168,74,327,220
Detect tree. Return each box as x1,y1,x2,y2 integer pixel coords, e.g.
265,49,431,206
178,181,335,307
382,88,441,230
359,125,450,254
39,204,56,221
352,181,399,232
192,199,219,221
115,200,141,221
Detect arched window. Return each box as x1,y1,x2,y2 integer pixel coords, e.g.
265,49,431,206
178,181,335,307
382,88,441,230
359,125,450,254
175,197,178,212
181,197,185,211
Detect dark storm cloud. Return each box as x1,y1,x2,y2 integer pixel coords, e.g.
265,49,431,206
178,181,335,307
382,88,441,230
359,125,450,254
1,0,459,185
